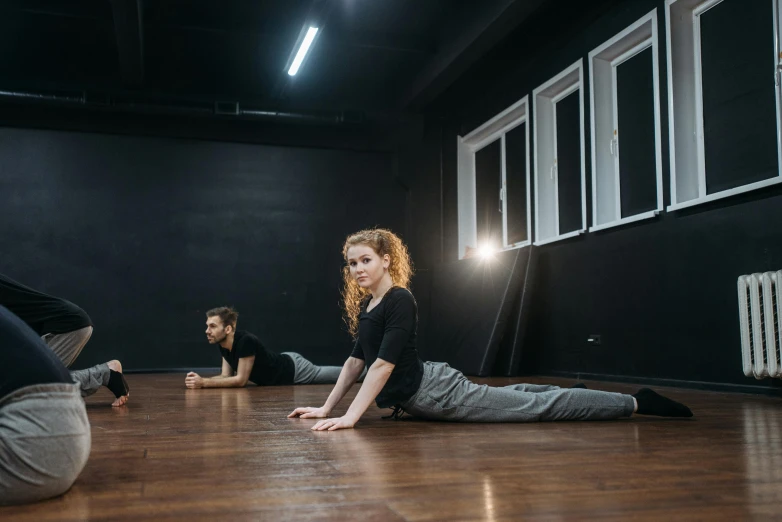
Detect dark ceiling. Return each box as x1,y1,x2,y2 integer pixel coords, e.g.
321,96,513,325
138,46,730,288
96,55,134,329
0,0,549,120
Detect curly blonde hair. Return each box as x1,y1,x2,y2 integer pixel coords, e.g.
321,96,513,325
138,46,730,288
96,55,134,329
341,228,414,337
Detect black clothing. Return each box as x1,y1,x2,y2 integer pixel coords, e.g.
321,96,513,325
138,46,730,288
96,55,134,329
0,305,72,399
219,330,295,386
0,273,92,336
350,287,424,408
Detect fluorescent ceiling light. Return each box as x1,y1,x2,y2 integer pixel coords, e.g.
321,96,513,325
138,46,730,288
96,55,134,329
288,26,319,76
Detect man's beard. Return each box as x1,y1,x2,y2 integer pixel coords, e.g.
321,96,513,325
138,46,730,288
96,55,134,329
210,332,227,344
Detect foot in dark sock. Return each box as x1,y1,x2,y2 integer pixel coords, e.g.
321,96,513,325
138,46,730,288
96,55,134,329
632,388,692,417
571,383,588,389
106,360,130,407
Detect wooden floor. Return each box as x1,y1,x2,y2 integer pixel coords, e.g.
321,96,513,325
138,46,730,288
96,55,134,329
1,375,781,521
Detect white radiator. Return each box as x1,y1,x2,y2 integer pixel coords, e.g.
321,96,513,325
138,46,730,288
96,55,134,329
738,271,782,379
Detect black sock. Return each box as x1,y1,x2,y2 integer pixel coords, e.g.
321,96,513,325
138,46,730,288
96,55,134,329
571,383,588,389
632,388,692,417
106,369,129,398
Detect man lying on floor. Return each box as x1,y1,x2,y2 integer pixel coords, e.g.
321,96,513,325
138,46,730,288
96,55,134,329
0,305,91,505
185,306,364,389
0,272,130,406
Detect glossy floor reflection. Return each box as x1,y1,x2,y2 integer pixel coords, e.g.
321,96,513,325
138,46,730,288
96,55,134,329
0,374,780,521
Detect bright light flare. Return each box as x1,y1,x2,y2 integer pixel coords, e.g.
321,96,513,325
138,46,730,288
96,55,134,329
479,245,496,259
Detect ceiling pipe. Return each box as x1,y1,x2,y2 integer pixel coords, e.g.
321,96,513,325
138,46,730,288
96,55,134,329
0,89,85,104
239,108,345,124
0,89,359,126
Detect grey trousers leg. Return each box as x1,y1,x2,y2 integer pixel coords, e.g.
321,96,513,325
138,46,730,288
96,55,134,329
503,383,562,393
283,352,366,384
41,327,93,368
42,328,107,397
69,364,110,398
401,362,635,423
0,383,91,505
283,352,342,384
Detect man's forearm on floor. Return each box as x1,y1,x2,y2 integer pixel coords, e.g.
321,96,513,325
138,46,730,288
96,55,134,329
202,376,246,388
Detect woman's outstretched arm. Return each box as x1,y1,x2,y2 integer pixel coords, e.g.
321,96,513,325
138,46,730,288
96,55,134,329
288,356,365,419
309,357,394,431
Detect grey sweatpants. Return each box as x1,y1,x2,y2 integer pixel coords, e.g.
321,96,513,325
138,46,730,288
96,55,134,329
283,352,366,384
69,364,111,398
400,361,635,422
41,326,93,368
42,327,109,397
0,383,91,505
284,352,342,384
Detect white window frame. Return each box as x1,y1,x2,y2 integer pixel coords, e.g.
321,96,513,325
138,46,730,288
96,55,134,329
532,60,587,246
457,96,531,260
775,0,782,170
665,0,782,212
588,10,664,233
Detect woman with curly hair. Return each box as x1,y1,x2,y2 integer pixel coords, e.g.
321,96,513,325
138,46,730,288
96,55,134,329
288,228,692,430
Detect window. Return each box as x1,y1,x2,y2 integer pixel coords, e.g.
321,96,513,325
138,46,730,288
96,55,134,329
474,139,503,253
589,11,664,232
457,96,531,259
532,60,587,246
666,0,782,211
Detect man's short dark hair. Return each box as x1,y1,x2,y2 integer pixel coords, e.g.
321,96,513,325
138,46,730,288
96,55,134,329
206,306,238,328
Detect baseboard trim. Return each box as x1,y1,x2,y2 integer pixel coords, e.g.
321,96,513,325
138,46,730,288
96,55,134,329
125,368,782,395
124,367,221,374
536,371,782,396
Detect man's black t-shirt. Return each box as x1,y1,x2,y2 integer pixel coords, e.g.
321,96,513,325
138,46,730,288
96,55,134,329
350,287,424,408
0,305,72,399
0,273,92,336
219,330,295,386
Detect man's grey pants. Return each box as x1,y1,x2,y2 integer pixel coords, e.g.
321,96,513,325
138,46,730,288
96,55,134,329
400,362,635,422
283,352,366,384
0,383,91,505
42,327,109,397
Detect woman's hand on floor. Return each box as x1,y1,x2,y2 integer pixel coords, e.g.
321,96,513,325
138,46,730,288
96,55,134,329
288,406,330,419
310,416,356,431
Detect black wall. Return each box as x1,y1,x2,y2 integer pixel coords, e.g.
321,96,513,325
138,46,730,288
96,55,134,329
0,123,405,371
403,0,782,390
